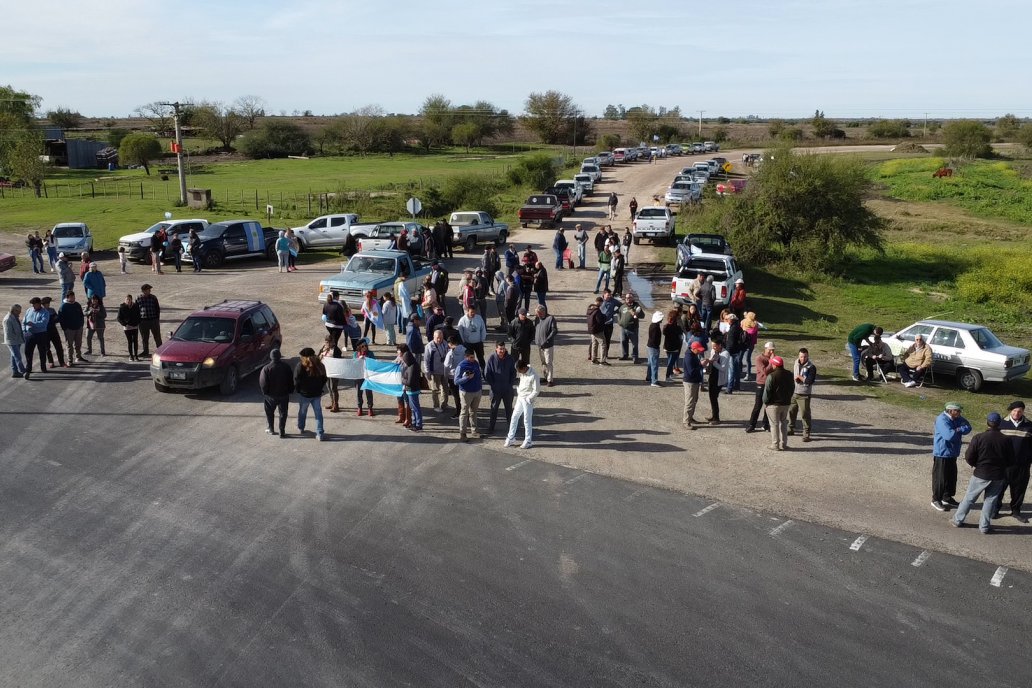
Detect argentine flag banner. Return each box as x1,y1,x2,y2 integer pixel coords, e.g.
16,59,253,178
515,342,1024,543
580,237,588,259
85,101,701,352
361,358,404,396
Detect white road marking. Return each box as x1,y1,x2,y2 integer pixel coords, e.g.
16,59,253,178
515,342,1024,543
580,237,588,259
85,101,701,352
991,566,1008,587
505,459,532,472
849,535,869,551
911,551,931,567
769,520,795,537
693,503,720,518
46,460,62,467
624,489,646,502
564,473,588,485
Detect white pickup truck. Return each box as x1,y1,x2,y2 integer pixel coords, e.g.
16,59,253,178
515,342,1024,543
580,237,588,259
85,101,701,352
631,206,675,245
291,213,362,249
356,222,426,254
448,211,509,252
670,254,743,309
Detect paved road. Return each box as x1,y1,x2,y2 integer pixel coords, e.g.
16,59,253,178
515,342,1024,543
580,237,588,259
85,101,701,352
1,373,1029,686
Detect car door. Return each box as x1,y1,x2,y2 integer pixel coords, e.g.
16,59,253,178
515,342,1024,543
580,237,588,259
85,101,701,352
236,316,260,373
929,326,964,376
326,216,352,245
306,217,329,247
891,324,934,357
222,224,247,257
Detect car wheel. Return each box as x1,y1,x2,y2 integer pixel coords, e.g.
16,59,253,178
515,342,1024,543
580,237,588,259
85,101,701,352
204,250,224,268
266,243,277,261
633,237,640,245
219,365,239,395
466,236,477,253
496,230,507,246
154,380,169,393
521,222,528,229
957,367,983,392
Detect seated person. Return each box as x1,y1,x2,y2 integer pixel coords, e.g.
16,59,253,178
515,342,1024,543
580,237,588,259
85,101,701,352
862,335,894,380
896,334,933,387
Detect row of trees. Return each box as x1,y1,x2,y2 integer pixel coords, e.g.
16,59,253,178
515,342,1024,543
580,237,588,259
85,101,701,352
0,84,46,195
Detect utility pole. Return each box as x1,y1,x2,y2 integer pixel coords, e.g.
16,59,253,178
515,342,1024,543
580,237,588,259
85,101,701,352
698,110,705,137
923,112,928,138
160,101,188,205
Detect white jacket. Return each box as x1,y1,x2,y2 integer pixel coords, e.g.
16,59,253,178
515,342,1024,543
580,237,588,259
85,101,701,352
705,349,731,387
4,312,25,345
516,367,540,402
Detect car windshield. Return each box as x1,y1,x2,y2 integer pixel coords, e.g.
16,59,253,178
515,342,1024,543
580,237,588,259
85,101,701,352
197,223,230,238
450,214,481,225
526,196,555,205
969,327,1004,350
345,256,396,273
173,317,235,343
53,226,85,238
637,209,667,218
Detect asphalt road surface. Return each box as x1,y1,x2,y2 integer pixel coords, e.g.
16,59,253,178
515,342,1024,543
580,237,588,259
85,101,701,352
1,371,1030,686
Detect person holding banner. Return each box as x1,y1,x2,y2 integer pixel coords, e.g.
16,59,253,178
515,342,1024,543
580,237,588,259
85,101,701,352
318,334,342,413
353,339,376,416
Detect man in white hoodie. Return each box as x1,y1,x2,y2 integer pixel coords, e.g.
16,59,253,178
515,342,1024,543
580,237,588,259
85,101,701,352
504,360,540,449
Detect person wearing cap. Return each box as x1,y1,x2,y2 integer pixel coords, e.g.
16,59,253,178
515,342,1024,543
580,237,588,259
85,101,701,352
702,338,730,425
787,348,817,442
508,307,536,367
21,298,51,378
294,347,328,440
405,313,425,359
573,224,589,269
455,348,483,441
995,400,1032,523
646,310,664,386
682,341,706,430
599,289,620,362
4,304,27,378
259,349,294,437
763,356,794,450
82,262,106,303
617,293,645,364
136,284,161,357
729,277,747,319
746,342,776,433
504,359,540,449
931,402,972,511
951,412,1014,534
57,252,76,300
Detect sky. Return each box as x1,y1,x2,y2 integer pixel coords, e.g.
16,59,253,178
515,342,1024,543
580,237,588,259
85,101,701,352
4,0,1031,119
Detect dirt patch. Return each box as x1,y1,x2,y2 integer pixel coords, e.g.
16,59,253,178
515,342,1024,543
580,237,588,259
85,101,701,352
891,142,930,154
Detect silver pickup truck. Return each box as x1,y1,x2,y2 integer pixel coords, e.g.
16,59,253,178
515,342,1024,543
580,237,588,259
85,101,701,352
449,211,509,253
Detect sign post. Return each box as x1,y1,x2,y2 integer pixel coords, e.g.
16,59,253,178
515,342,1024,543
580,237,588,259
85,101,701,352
406,197,423,219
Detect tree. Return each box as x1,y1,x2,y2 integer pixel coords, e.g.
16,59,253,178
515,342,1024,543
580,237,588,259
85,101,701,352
46,107,82,130
598,133,621,150
0,85,41,177
134,101,174,136
6,131,47,196
603,104,622,120
696,146,884,273
234,95,266,130
768,119,785,138
942,120,992,158
866,119,911,139
451,122,479,152
118,133,162,174
418,94,454,150
811,109,837,139
995,113,1021,140
107,128,129,148
1017,123,1032,152
194,101,244,151
523,90,578,144
239,121,311,158
627,105,660,142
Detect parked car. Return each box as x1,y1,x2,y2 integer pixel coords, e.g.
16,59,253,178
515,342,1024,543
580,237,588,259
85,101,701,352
613,148,628,163
882,320,1031,392
518,194,565,229
704,141,720,152
691,143,705,154
0,252,15,273
291,213,362,249
182,220,278,268
671,254,743,309
676,233,733,270
52,223,93,254
664,181,702,208
151,300,281,395
574,173,595,195
715,179,747,196
597,151,615,166
580,163,602,183
119,219,209,263
356,222,426,253
448,211,509,252
318,250,432,312
550,179,584,205
631,206,675,245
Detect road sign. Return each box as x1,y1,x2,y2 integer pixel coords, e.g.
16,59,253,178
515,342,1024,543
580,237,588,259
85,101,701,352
722,162,733,173
406,197,422,217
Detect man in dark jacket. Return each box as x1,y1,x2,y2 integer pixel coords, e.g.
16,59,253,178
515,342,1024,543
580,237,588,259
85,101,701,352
58,291,87,364
552,228,568,270
508,308,536,366
763,356,794,450
618,293,645,363
533,263,549,307
484,341,517,435
682,341,705,430
430,262,450,309
586,298,607,365
406,314,425,358
746,342,775,433
952,413,1015,534
259,349,294,437
723,314,744,393
994,400,1032,523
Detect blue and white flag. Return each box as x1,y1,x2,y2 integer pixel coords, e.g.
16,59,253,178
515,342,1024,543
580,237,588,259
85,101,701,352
361,358,404,397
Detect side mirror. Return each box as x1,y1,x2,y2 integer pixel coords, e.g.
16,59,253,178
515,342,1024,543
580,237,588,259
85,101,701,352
168,331,174,338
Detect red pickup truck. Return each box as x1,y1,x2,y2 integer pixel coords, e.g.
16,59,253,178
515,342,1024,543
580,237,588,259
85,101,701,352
518,194,565,229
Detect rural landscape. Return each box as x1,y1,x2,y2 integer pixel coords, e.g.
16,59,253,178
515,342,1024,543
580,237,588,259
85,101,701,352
2,2,1032,683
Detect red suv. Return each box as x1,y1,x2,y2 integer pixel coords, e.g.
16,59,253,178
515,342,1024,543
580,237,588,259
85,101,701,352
150,300,282,394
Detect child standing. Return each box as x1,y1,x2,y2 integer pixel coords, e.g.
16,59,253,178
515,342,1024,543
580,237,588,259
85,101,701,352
118,246,129,274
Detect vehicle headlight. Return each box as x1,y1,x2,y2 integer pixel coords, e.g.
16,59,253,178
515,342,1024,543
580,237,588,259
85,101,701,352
202,357,217,368
151,353,161,366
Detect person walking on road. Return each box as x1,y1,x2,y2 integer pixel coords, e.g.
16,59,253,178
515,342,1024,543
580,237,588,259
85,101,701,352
607,192,618,220
485,340,517,435
260,349,293,437
4,304,27,378
994,400,1032,523
763,356,794,450
628,197,638,220
931,402,972,512
504,360,540,449
787,348,817,442
952,412,1014,534
57,253,76,300
573,224,589,270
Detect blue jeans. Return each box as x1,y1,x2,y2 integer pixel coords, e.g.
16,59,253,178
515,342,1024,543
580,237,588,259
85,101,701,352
60,281,74,300
953,477,1005,532
646,347,660,384
595,269,610,293
727,351,743,392
847,342,861,378
297,395,324,435
536,291,546,307
29,249,44,273
554,249,563,269
8,344,26,374
621,327,638,360
406,390,423,429
743,346,755,378
700,306,712,332
577,243,586,269
665,351,680,379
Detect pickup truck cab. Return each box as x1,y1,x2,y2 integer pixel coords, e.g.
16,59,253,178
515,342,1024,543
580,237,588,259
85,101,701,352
631,206,675,245
183,220,277,268
676,233,733,271
671,254,743,308
664,181,701,209
449,211,509,252
518,194,564,229
580,164,601,182
318,250,432,312
574,173,595,195
613,148,628,163
357,222,425,254
551,180,583,205
119,219,209,263
545,187,576,215
292,213,361,249
52,223,94,255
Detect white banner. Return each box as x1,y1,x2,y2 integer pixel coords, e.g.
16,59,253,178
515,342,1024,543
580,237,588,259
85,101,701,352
324,357,366,380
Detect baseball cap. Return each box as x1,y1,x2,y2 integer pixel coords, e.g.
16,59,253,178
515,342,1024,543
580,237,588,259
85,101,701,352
141,283,152,290
770,356,784,367
764,341,775,350
944,402,962,411
987,412,1002,424
518,307,527,315
690,342,705,353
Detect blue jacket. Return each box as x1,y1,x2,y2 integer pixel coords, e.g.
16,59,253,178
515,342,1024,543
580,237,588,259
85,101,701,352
484,353,517,395
933,411,972,458
599,297,619,325
552,232,568,251
82,271,106,299
455,358,483,393
406,323,425,357
682,349,704,384
22,307,50,335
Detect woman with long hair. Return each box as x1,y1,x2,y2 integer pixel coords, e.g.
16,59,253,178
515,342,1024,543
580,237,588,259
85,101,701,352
361,291,383,345
318,334,342,413
294,347,328,440
353,338,376,416
662,309,684,381
116,294,141,361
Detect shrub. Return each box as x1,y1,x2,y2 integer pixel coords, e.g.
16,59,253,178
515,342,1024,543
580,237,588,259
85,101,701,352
942,120,992,159
866,119,911,139
506,152,563,190
598,133,620,150
956,252,1032,308
424,174,502,217
239,121,311,158
1017,124,1032,152
118,132,162,174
